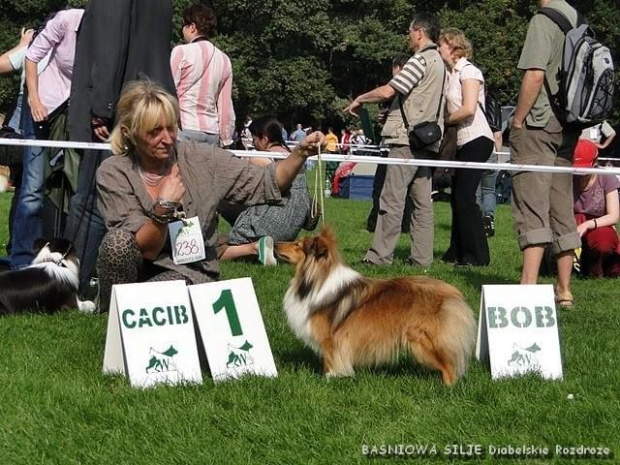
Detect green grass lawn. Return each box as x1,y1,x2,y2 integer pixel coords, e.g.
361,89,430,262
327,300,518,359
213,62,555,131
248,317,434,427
0,186,618,464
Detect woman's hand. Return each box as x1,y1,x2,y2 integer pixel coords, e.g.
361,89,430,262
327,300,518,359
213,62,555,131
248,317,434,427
158,164,185,203
29,98,48,122
19,28,34,48
577,219,595,238
297,131,326,157
92,117,111,141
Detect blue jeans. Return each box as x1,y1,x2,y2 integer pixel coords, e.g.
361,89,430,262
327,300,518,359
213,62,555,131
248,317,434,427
7,94,23,134
476,150,498,218
10,104,46,269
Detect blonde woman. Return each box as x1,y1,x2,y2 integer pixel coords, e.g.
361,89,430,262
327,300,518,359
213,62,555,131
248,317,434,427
95,80,324,313
438,28,494,266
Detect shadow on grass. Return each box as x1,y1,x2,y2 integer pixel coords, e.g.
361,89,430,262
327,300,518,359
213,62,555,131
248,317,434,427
362,360,447,383
278,347,323,374
279,347,452,384
454,267,515,289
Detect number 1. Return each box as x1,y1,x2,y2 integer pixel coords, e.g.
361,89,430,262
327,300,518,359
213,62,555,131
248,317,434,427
213,289,243,336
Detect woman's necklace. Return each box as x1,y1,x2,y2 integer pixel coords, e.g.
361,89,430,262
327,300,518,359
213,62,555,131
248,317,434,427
138,160,171,187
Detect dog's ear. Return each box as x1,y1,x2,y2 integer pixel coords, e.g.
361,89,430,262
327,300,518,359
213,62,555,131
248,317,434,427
319,225,336,244
32,238,49,254
302,237,314,256
311,236,329,259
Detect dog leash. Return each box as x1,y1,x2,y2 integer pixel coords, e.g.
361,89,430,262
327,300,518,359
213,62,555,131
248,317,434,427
40,241,72,268
311,144,326,225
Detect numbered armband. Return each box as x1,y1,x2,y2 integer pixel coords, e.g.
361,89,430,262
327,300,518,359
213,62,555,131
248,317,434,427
168,216,206,264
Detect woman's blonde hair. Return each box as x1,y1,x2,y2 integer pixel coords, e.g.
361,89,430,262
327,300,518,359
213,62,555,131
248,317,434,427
108,80,179,156
439,28,473,60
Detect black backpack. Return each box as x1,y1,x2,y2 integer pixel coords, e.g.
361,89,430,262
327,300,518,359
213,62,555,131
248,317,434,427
481,92,502,133
461,64,502,133
495,170,512,204
0,125,23,167
538,7,614,127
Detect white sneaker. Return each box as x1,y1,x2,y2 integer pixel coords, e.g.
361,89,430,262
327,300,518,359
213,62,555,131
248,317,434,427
258,236,277,266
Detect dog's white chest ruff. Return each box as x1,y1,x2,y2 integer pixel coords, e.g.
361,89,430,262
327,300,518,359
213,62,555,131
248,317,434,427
283,265,360,354
283,290,319,352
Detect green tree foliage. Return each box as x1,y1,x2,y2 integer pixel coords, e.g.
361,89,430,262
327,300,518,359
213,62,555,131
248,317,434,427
438,0,531,106
0,0,618,129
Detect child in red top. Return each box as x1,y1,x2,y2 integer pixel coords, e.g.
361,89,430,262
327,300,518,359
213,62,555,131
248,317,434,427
573,140,620,277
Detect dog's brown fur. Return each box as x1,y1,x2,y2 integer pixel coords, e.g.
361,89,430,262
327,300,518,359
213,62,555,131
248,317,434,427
276,228,476,385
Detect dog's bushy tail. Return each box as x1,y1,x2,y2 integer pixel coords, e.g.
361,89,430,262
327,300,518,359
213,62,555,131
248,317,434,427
437,296,477,380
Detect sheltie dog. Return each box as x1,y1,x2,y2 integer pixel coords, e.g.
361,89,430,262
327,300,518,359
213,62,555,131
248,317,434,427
276,228,476,385
0,238,95,315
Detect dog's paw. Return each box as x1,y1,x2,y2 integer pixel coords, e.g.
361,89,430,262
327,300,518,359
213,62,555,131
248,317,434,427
325,370,355,379
78,300,97,314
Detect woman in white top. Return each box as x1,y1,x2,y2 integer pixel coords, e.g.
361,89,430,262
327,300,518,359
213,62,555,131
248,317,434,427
439,28,494,266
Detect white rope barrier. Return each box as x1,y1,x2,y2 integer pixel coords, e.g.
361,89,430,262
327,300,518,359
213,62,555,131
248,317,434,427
0,138,110,151
1,137,619,177
234,150,620,177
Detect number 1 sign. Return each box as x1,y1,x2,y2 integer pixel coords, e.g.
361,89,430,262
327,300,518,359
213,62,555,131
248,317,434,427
188,278,278,382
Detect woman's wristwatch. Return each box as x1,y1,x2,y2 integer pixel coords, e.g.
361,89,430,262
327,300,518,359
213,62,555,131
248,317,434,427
149,198,185,224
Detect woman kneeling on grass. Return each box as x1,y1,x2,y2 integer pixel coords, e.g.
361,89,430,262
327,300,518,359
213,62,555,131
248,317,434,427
573,139,620,279
217,115,311,266
95,80,324,313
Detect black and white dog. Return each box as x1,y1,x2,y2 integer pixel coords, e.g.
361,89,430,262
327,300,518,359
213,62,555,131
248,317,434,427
0,238,96,315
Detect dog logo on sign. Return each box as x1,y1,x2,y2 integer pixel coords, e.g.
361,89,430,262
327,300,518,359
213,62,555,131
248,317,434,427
507,342,541,368
226,340,254,368
145,345,179,373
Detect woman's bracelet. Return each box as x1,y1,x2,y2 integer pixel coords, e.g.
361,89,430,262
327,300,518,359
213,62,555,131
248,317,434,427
149,210,172,225
155,198,182,210
593,219,598,229
150,198,185,224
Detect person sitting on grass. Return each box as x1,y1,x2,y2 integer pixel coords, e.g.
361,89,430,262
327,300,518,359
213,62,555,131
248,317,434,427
573,139,620,279
217,115,312,265
96,82,324,313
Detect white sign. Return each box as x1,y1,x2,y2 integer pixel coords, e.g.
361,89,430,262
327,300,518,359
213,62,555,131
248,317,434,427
476,284,563,380
188,278,278,382
169,216,206,265
103,280,203,388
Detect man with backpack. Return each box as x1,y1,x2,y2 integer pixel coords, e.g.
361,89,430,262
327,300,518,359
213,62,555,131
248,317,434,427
510,0,583,306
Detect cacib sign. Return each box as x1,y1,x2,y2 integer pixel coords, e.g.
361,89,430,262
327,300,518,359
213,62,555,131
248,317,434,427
121,305,190,329
103,281,203,388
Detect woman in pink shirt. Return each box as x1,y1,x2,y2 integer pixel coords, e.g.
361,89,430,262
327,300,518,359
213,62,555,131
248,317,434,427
170,4,235,147
10,8,83,269
25,9,83,127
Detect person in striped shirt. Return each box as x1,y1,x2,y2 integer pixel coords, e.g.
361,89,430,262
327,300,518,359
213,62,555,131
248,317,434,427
345,12,446,267
171,4,235,147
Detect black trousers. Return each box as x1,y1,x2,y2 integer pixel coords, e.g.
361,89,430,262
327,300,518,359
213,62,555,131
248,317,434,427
443,136,494,266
